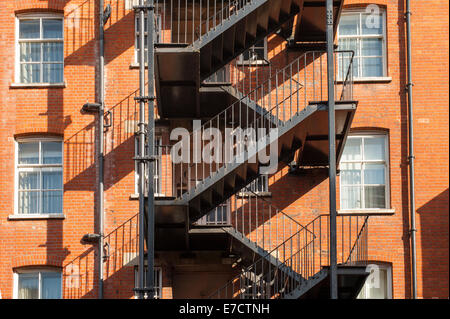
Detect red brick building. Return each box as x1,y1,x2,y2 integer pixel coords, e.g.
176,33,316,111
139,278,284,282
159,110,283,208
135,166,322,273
0,0,448,299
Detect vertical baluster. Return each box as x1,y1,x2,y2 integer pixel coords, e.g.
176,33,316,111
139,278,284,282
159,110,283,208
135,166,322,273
192,0,195,43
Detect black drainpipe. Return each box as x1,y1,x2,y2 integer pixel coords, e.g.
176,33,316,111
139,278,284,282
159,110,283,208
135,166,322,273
405,0,417,299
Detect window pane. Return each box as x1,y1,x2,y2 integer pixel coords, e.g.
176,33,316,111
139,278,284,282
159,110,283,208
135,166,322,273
361,13,383,35
341,186,361,209
341,137,362,161
20,42,41,62
361,38,382,56
341,163,362,185
42,142,62,164
43,42,63,62
19,20,40,39
338,38,358,55
43,171,62,189
42,191,63,214
43,63,63,83
364,163,385,185
18,274,39,299
43,19,63,38
20,63,41,83
364,185,386,208
19,171,39,190
364,137,385,160
339,14,360,35
366,268,388,298
18,142,39,164
41,273,62,299
361,57,383,77
19,191,39,214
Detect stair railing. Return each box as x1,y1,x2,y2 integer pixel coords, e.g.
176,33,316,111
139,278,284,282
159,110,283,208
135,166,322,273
152,0,252,44
209,214,369,299
173,50,353,198
196,183,306,254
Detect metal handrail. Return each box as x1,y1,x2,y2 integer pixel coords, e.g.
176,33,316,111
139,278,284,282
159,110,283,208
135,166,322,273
173,50,353,198
209,214,369,299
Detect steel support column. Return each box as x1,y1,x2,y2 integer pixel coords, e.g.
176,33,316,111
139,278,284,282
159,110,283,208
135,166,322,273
136,0,147,300
326,0,338,299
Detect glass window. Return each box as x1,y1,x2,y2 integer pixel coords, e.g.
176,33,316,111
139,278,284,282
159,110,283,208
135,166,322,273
239,38,268,64
338,8,386,78
17,15,64,83
340,134,389,210
135,137,162,195
134,267,162,299
135,14,162,63
357,264,392,299
16,270,62,299
16,139,63,215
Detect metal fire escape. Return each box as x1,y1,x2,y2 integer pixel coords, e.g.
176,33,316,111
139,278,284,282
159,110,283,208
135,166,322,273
131,0,369,299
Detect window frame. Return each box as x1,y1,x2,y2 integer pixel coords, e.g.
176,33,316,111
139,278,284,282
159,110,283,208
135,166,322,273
337,7,387,80
134,136,163,196
15,13,65,84
13,268,62,299
14,137,64,216
238,38,268,65
134,13,163,64
339,132,390,211
133,266,163,299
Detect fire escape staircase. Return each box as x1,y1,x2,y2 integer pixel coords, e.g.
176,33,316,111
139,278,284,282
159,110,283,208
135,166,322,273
155,0,343,118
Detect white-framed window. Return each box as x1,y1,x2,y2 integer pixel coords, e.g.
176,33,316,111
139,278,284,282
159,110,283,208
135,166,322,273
134,266,162,299
135,13,162,63
337,7,387,79
15,13,64,84
239,38,268,64
134,137,163,195
247,175,269,193
15,138,63,215
357,264,392,299
14,268,62,299
340,133,389,210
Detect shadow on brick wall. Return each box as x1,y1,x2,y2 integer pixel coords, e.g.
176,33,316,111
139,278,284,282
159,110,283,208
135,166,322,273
417,188,449,298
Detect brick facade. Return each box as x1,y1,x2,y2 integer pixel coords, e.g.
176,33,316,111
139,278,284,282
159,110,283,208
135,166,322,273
0,0,448,299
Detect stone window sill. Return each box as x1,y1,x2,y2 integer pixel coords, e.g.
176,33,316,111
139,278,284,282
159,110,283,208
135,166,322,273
10,82,66,89
236,191,272,198
337,209,395,216
129,193,166,200
8,214,66,220
337,77,392,84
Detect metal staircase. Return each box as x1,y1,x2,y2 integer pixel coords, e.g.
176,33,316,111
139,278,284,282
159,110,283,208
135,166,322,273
153,0,344,118
209,214,370,299
167,50,355,223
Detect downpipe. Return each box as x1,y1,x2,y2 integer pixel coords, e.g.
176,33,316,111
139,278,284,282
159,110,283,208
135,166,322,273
405,0,417,299
98,0,105,300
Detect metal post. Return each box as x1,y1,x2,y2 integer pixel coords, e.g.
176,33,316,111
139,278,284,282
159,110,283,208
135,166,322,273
405,0,417,299
137,0,147,300
326,0,338,299
98,0,105,300
146,0,156,299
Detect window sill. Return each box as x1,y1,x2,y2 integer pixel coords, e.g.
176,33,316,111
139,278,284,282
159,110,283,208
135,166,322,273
8,214,66,220
337,209,395,216
337,77,392,84
129,193,166,200
236,61,270,66
10,82,66,89
237,191,272,198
